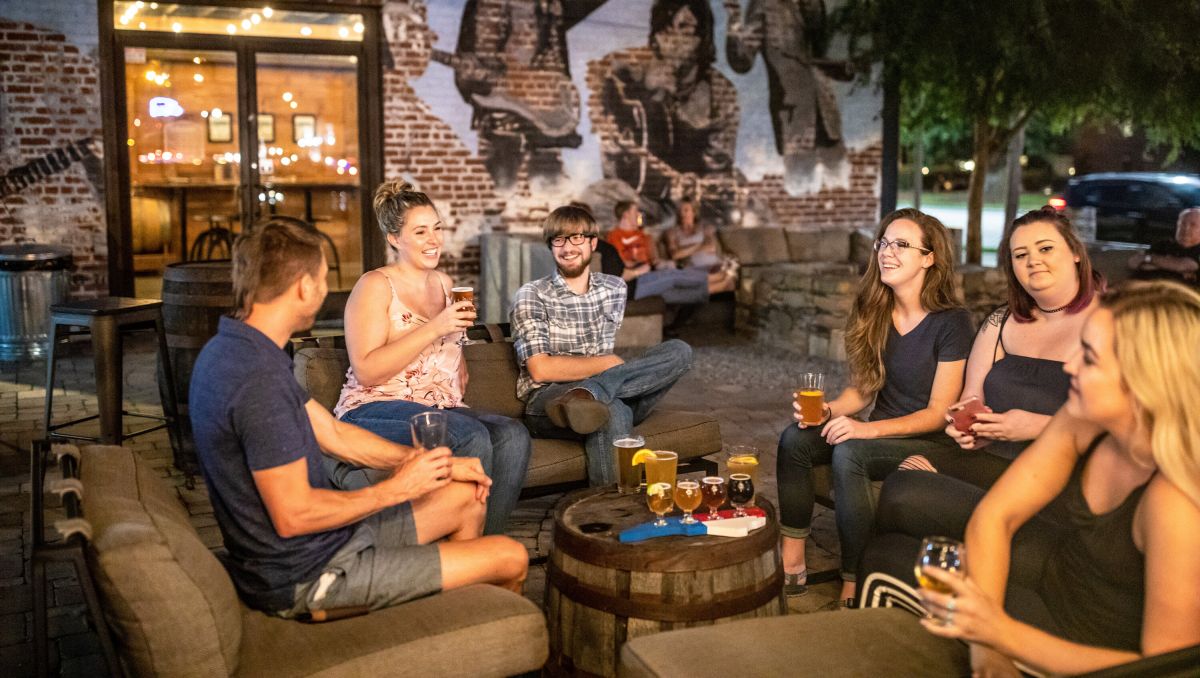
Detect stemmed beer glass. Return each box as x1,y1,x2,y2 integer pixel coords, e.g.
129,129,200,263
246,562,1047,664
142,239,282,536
727,473,754,518
914,536,965,626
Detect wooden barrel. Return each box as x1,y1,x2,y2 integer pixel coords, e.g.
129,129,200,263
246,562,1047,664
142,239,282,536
546,488,785,677
158,261,234,476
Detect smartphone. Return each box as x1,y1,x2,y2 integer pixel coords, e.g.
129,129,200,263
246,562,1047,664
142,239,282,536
948,396,987,433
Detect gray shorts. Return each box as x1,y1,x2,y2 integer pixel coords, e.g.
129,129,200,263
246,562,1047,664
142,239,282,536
283,502,442,617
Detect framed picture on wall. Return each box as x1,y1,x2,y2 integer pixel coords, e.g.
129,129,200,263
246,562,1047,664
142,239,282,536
207,113,233,143
292,114,316,143
257,114,275,143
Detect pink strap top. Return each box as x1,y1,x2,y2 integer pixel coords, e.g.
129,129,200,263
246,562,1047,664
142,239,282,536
334,271,465,417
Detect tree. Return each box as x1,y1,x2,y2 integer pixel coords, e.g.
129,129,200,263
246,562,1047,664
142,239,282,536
837,0,1200,263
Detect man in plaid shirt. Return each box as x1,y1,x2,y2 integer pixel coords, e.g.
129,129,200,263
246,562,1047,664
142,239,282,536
510,205,693,485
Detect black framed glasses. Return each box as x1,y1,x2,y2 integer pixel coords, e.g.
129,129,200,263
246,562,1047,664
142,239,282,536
550,233,593,247
874,237,931,255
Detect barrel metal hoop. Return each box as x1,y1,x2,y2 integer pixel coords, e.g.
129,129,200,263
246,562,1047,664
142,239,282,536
547,563,783,622
161,293,235,306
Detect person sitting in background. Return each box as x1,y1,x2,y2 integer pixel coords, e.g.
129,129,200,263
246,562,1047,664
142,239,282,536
189,218,527,618
1127,206,1200,284
897,207,1103,489
331,180,531,536
664,199,725,271
607,200,735,303
857,280,1200,677
775,208,972,605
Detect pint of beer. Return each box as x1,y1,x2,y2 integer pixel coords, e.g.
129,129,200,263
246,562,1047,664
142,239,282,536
613,436,645,494
798,372,825,426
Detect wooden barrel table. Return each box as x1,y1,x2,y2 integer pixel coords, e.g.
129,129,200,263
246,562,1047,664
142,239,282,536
546,488,785,677
158,260,234,476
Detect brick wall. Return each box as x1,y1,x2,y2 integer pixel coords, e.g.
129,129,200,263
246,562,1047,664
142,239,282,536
0,20,106,296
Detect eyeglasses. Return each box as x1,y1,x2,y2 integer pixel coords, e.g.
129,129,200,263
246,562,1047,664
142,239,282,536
874,237,932,255
550,233,593,247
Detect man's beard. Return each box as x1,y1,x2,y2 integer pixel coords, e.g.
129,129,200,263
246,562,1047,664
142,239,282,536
558,252,592,278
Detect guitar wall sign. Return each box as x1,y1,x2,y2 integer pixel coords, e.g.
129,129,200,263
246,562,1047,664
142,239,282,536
0,138,100,200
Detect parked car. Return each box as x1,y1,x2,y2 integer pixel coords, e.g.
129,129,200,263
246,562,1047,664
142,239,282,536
1062,172,1200,245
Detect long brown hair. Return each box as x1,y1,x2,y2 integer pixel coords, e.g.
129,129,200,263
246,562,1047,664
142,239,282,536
999,206,1104,322
844,208,961,395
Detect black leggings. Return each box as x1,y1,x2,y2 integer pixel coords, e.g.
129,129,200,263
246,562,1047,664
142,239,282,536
917,445,1016,490
860,470,1066,636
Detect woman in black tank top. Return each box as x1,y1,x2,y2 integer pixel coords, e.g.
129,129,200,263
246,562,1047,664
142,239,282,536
899,207,1101,489
906,281,1200,675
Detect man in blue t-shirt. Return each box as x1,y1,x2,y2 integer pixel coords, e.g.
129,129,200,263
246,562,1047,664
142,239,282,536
189,219,528,617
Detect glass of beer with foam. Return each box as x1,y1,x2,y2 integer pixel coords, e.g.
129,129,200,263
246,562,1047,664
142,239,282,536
451,286,475,347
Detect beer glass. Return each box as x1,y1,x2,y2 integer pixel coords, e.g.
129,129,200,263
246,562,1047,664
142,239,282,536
451,286,475,347
644,450,678,490
410,411,449,452
798,372,826,426
613,435,645,494
646,482,674,526
725,445,759,501
727,473,754,517
674,480,702,524
701,476,726,519
914,536,965,625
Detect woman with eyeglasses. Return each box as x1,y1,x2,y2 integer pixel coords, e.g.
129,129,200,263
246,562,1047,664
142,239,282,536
775,208,972,607
893,207,1104,489
330,180,531,535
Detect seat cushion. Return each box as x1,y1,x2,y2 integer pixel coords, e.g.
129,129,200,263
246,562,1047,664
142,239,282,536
784,228,851,263
294,347,351,412
717,228,791,265
619,608,967,677
237,585,548,678
463,341,526,419
80,444,243,676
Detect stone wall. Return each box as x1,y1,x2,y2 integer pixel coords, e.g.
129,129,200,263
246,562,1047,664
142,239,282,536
734,229,1009,361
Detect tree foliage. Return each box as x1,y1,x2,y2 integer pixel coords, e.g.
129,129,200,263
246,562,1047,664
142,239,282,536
836,0,1200,262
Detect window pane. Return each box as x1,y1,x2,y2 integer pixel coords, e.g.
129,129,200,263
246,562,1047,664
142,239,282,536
114,2,364,41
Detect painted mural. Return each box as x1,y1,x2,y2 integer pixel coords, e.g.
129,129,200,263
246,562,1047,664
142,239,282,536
406,0,881,231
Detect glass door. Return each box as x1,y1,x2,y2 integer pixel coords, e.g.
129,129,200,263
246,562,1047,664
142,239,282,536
252,53,363,289
125,47,242,285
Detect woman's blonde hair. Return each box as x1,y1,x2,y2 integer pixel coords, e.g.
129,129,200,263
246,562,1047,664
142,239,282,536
1103,280,1200,507
844,208,961,395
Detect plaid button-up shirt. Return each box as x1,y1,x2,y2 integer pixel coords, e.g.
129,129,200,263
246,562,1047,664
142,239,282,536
510,271,627,401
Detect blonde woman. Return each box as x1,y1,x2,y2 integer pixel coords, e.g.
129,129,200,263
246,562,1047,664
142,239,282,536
775,208,972,605
331,181,532,535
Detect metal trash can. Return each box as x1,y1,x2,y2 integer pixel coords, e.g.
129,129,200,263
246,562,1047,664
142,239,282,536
0,244,72,361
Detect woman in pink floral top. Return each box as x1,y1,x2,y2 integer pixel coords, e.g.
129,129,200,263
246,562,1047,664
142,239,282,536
330,180,531,535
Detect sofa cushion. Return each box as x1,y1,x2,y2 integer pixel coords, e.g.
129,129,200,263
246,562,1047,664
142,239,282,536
237,585,548,677
80,445,243,676
295,347,350,412
618,608,967,677
463,341,526,419
717,228,791,265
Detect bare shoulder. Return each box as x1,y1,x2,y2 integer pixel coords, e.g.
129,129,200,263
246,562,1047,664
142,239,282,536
435,270,455,290
1143,475,1200,523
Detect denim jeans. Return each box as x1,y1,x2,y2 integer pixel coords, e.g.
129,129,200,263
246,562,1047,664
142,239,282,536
775,424,955,580
524,339,692,486
334,400,531,536
632,269,709,304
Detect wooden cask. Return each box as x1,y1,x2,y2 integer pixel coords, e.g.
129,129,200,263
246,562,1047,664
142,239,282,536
546,488,785,677
158,260,234,475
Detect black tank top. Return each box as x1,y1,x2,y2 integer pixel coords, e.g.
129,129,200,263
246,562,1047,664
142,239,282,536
981,309,1072,459
1040,434,1150,651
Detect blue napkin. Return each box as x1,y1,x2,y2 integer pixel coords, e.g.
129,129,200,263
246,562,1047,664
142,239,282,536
619,517,708,542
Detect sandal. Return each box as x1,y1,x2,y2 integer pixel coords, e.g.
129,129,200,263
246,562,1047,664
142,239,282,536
783,570,808,597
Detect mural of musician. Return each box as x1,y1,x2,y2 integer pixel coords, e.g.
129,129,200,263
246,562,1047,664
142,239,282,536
723,0,854,193
586,0,740,211
445,0,608,191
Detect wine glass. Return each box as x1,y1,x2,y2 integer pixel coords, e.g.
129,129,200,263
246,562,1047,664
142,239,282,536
674,480,702,525
914,536,965,625
410,411,449,452
646,482,673,527
701,476,726,520
727,473,754,517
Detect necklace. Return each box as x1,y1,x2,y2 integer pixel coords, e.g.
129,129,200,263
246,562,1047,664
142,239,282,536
1036,302,1070,314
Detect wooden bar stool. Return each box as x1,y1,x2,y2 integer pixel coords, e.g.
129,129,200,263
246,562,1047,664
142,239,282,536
42,297,182,452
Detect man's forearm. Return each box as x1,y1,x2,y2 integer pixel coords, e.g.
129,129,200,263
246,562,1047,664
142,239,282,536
323,417,416,470
528,353,622,383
